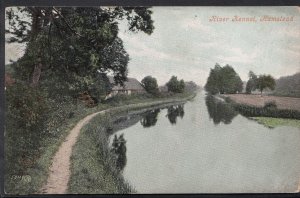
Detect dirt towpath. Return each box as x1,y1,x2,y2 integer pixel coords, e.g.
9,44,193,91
39,94,195,194
40,110,106,194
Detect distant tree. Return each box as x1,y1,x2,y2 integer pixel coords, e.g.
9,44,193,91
256,75,276,96
246,71,258,94
273,72,300,98
184,81,200,93
205,63,243,94
141,76,159,95
166,76,185,93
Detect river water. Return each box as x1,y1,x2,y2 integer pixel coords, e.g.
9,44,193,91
109,92,300,193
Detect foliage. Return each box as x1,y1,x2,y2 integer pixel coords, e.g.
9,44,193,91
264,101,277,109
273,72,300,98
256,74,276,95
205,63,243,95
6,7,154,94
166,76,185,93
141,76,159,95
232,103,300,119
246,71,258,94
5,83,49,174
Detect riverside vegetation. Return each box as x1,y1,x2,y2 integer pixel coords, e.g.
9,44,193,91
5,7,201,194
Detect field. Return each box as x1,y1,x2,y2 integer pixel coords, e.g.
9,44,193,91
223,94,300,111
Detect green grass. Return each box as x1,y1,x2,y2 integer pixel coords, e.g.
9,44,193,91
4,102,109,194
68,113,135,194
251,117,300,129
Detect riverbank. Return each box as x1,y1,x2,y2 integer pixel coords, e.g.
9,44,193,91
250,117,300,129
67,93,195,194
216,94,300,129
5,90,195,195
223,94,300,111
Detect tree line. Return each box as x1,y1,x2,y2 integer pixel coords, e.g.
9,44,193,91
141,75,187,95
205,63,276,96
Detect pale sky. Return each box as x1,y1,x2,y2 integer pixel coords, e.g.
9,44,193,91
5,6,300,86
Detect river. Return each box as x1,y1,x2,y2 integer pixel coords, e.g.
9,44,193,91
109,92,300,193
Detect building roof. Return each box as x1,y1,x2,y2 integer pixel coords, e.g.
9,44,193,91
108,76,145,91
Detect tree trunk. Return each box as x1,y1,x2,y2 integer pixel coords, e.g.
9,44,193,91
30,57,42,87
30,8,43,87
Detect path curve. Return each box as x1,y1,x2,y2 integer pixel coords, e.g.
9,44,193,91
40,95,195,194
40,110,106,194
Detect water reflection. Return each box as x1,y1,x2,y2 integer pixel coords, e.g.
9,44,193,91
205,95,238,125
166,104,185,125
111,134,127,171
140,109,161,128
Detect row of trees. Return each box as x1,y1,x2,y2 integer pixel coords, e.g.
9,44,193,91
205,63,276,95
205,64,243,95
141,75,186,95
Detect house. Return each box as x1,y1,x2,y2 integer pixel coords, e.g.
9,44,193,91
106,76,145,98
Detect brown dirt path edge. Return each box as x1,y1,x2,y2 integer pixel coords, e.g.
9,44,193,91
40,110,106,194
40,94,196,194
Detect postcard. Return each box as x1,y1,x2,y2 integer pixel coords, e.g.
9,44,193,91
4,6,300,194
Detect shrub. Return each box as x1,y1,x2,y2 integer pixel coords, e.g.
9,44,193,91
264,101,277,109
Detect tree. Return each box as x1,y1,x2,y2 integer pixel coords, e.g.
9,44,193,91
246,71,257,94
256,74,276,96
6,7,154,94
141,76,159,95
205,63,243,95
166,76,185,93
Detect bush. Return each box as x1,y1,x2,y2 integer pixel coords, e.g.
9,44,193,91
264,101,277,109
5,83,49,178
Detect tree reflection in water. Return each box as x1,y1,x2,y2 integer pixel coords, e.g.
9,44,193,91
166,104,185,125
111,134,127,171
205,95,238,125
140,109,161,128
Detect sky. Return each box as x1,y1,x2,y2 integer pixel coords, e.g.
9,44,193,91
5,6,300,86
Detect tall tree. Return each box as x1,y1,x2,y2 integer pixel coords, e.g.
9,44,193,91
256,74,276,96
166,76,185,93
246,71,258,94
141,76,159,95
205,63,242,95
6,7,154,93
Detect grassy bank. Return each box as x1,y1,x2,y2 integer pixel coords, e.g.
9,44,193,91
5,101,110,194
5,90,195,194
251,117,300,129
68,93,196,194
221,96,300,120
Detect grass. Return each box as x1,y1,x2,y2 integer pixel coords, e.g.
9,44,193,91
251,117,300,129
68,112,135,193
4,101,109,194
